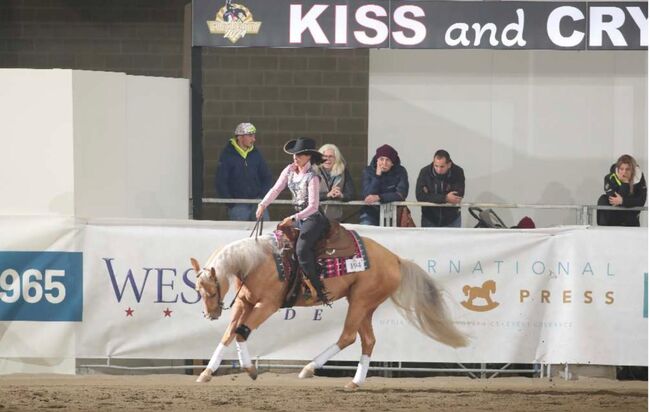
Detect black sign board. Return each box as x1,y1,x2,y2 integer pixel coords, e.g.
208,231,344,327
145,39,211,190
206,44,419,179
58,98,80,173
192,0,647,50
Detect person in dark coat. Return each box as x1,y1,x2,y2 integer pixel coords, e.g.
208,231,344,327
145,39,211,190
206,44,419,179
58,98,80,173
215,122,273,221
597,154,647,227
416,149,465,227
359,144,409,226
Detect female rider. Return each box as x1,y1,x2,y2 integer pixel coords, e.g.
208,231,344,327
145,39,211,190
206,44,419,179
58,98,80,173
256,137,330,305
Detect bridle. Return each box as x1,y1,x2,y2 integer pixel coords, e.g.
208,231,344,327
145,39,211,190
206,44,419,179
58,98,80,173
197,271,224,318
197,269,246,318
196,218,264,319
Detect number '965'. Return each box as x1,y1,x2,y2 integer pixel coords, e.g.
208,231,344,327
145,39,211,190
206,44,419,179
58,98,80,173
0,269,66,304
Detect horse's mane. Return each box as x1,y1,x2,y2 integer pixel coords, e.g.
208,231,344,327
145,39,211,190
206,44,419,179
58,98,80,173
207,235,276,282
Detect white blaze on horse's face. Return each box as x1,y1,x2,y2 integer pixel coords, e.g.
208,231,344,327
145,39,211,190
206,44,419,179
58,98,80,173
191,258,223,321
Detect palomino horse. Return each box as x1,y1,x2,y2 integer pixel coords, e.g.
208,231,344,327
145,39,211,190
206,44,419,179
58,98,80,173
191,233,467,389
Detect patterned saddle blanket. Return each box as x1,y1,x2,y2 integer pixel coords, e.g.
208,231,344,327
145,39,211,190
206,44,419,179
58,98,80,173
271,225,370,307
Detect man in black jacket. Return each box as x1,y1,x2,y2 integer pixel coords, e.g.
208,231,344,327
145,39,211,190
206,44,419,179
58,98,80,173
416,150,465,227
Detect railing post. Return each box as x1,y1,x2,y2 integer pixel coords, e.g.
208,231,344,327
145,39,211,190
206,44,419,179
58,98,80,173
583,205,592,226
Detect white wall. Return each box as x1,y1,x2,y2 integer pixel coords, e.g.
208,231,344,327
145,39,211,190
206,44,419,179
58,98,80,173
369,50,648,227
0,69,76,215
0,69,190,219
72,71,190,219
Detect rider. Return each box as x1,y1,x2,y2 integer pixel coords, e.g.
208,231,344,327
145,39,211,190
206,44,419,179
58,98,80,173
256,137,331,305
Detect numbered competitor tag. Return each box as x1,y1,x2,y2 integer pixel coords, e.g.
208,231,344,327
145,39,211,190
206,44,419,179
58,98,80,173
345,257,365,273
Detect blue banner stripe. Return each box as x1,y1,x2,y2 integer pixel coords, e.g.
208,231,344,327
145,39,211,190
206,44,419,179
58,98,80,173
0,251,83,322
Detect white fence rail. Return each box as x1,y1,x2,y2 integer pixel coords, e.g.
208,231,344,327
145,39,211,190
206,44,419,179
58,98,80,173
202,198,647,226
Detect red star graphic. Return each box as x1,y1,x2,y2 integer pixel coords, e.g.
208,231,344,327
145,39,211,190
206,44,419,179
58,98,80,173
125,307,134,317
163,308,173,317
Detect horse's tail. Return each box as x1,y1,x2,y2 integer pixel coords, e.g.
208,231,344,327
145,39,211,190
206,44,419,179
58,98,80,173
462,285,471,296
391,259,468,348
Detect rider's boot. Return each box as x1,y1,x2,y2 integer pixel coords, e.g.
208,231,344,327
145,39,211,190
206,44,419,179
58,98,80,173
306,269,331,307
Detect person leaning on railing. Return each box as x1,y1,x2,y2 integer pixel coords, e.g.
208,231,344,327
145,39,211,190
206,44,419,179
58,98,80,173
416,149,465,228
315,144,356,222
597,154,647,227
359,144,409,226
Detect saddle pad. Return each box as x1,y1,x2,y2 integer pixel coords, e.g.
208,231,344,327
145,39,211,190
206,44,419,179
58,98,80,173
271,229,370,280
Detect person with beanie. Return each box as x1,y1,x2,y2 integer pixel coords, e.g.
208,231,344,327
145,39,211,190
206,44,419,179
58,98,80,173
416,149,465,227
359,144,409,226
216,122,273,221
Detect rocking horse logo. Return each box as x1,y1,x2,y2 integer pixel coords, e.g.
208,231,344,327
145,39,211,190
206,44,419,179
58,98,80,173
461,280,500,312
206,0,262,44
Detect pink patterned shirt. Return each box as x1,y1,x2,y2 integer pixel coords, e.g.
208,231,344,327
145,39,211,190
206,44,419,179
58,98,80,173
260,162,320,221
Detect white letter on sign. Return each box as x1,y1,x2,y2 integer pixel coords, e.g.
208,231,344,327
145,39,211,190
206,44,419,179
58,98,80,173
589,7,627,46
335,5,348,44
547,6,585,47
290,4,330,44
501,8,527,47
392,5,426,46
354,4,389,45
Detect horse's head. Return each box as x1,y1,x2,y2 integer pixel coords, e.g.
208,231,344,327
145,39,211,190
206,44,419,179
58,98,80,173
191,257,225,320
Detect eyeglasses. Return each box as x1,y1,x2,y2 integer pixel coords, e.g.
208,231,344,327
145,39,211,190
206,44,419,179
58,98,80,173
322,155,335,159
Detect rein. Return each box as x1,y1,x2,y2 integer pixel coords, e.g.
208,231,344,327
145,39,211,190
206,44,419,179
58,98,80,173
202,217,265,314
222,216,265,310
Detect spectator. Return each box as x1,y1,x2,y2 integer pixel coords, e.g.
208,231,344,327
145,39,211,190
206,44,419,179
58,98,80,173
597,154,647,227
215,122,273,221
416,150,465,228
360,144,409,226
315,144,355,221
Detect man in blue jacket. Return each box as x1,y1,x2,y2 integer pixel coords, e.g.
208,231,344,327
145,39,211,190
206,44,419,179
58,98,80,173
360,144,409,226
216,122,273,221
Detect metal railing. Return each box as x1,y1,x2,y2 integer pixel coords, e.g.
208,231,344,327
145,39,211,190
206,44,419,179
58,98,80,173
202,197,647,226
77,357,542,379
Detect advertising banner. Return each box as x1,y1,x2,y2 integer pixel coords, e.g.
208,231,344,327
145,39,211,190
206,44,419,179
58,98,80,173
1,218,647,365
192,0,648,50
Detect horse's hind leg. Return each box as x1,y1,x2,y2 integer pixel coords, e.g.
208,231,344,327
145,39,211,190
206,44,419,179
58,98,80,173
299,302,371,380
345,309,377,390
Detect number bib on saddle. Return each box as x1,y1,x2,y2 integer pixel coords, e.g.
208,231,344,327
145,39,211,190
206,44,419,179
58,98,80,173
345,257,365,273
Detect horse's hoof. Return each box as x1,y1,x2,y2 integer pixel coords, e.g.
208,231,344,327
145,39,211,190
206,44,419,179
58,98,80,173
344,381,360,391
298,364,315,379
245,365,258,381
195,368,213,383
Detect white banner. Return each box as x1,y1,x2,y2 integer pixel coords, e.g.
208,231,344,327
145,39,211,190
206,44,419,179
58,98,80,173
1,218,647,365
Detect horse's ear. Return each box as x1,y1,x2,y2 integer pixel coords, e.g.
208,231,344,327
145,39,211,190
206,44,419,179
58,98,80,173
210,267,216,279
190,257,201,273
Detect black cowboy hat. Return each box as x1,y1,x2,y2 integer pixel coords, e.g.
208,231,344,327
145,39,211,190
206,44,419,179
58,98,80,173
283,137,324,164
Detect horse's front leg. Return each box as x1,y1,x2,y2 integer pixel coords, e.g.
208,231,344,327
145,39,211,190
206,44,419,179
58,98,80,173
233,300,279,381
196,299,250,383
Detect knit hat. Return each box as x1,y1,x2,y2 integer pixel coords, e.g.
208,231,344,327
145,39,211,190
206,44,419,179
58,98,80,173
375,144,400,164
515,216,536,229
234,122,256,136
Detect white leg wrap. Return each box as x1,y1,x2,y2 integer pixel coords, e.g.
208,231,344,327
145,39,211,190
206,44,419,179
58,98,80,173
236,340,252,368
207,342,227,371
352,355,371,385
312,343,341,369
